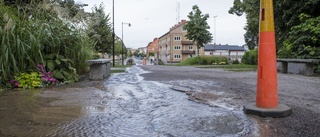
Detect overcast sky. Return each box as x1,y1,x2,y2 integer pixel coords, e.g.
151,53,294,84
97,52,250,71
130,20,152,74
76,0,246,49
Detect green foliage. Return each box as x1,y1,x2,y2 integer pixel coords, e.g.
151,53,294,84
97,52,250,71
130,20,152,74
44,54,79,83
179,56,228,65
241,49,258,65
87,3,113,54
232,60,240,64
14,72,42,89
229,0,259,50
149,52,155,56
184,5,213,64
229,0,320,51
278,14,320,59
114,38,124,55
0,2,94,85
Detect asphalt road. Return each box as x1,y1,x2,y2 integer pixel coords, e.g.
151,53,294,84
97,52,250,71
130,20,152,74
139,65,320,137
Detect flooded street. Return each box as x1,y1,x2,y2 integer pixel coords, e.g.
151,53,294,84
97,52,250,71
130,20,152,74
0,65,255,137
49,66,252,136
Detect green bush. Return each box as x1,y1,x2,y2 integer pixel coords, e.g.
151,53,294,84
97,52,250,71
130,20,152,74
180,56,228,65
44,54,79,84
0,5,93,85
149,52,155,56
242,49,258,65
232,60,240,64
12,72,42,89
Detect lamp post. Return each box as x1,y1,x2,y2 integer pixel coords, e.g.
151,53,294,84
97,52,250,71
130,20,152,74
121,22,131,65
112,0,115,67
213,15,217,44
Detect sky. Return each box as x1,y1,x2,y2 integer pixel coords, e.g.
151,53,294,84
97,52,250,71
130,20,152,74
75,0,247,49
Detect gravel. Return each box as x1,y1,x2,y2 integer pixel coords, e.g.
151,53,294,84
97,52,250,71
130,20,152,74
138,65,320,137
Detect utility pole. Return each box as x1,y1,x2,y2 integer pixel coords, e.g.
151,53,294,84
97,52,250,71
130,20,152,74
112,0,115,67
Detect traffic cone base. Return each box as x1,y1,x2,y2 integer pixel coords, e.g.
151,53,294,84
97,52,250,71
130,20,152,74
244,103,292,118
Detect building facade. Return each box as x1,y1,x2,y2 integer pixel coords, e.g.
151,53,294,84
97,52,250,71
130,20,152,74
204,44,246,61
146,38,159,59
158,20,199,63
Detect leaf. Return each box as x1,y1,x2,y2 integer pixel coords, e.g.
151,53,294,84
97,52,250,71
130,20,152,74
55,59,61,65
45,54,55,59
62,70,71,79
310,51,315,55
53,70,65,80
46,60,55,71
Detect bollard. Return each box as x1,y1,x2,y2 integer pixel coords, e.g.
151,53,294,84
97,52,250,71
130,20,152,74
243,0,292,118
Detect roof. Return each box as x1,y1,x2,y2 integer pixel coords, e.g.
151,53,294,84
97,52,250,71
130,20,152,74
170,20,187,31
204,44,245,51
159,31,170,39
159,20,187,40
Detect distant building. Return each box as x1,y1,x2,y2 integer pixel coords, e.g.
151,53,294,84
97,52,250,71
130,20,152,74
158,20,199,63
146,38,159,58
204,44,246,62
138,47,147,54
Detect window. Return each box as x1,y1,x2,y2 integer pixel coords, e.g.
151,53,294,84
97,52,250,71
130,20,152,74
174,54,181,59
174,36,181,41
174,45,181,50
188,46,193,50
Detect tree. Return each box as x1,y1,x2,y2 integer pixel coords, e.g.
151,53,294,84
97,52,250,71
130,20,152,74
86,3,112,54
184,5,212,64
229,0,320,52
278,14,320,59
229,0,259,50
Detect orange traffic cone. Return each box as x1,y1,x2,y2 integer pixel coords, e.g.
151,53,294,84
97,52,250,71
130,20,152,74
243,0,291,118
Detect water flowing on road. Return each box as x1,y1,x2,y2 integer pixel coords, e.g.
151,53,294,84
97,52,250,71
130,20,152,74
48,66,254,137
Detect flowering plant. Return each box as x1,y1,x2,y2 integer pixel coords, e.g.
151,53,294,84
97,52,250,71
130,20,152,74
8,64,57,89
37,64,56,86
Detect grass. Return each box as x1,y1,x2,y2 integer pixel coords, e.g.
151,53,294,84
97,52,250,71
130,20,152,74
197,64,257,72
113,64,132,68
110,64,133,73
111,69,126,73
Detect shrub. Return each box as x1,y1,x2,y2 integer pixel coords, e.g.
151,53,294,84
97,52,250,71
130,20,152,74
44,54,79,84
242,49,258,65
232,60,240,64
0,5,94,85
179,56,229,65
11,72,42,89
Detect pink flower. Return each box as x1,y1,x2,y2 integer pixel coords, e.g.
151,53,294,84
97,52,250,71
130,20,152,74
37,64,43,68
51,79,56,84
48,71,53,75
14,82,19,87
10,79,15,83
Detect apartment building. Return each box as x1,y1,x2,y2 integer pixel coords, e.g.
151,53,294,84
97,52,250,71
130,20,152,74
146,38,159,58
158,20,199,63
204,44,246,61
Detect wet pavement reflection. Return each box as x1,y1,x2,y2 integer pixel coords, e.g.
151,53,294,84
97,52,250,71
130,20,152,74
49,66,252,136
0,65,255,136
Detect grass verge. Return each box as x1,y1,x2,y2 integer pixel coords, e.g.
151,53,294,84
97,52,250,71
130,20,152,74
197,64,257,72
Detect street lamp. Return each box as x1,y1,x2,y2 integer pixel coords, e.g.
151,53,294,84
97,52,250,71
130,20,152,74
213,15,217,44
121,22,131,65
112,0,115,67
